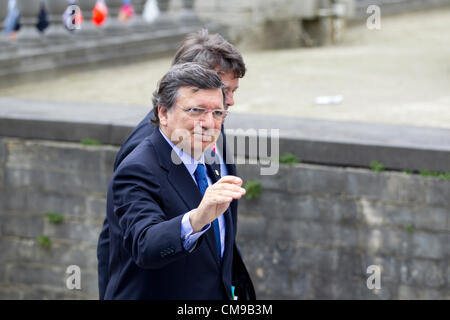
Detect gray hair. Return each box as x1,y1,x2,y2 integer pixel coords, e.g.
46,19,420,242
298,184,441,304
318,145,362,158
151,62,225,126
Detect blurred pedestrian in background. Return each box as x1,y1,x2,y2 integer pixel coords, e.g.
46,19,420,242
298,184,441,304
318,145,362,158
2,0,19,40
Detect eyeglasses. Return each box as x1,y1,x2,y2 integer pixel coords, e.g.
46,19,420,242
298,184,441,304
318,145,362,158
177,105,229,121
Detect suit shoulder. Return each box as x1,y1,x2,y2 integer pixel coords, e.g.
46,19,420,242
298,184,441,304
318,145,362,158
114,111,156,169
116,136,158,174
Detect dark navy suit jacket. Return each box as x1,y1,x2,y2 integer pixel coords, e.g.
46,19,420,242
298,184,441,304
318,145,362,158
98,111,255,299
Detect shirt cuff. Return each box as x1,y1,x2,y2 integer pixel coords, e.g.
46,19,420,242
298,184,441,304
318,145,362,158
181,210,211,252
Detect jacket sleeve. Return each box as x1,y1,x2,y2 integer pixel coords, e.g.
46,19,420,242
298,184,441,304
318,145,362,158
112,161,201,269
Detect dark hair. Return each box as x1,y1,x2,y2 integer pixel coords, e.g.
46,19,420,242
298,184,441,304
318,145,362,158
151,63,225,126
172,29,246,79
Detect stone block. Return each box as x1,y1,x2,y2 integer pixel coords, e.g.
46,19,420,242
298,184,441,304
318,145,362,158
357,199,386,227
357,227,411,256
426,179,450,208
0,139,7,164
0,285,23,299
0,188,88,218
27,191,88,219
1,214,44,238
43,220,102,244
289,246,340,274
237,163,290,191
5,166,110,196
236,215,267,240
21,286,71,300
0,188,27,212
381,203,416,228
0,262,5,283
447,264,450,288
239,192,319,221
399,259,446,288
0,237,36,263
330,225,359,249
414,207,449,232
345,169,390,200
289,272,315,299
316,197,359,223
266,219,357,250
237,239,290,274
0,165,4,189
336,251,365,278
250,260,292,299
346,169,430,205
309,273,381,299
287,165,347,196
266,220,327,246
6,264,66,288
85,197,108,221
309,274,338,299
412,232,446,260
34,243,98,270
398,285,448,300
386,174,428,204
103,148,118,171
358,201,417,229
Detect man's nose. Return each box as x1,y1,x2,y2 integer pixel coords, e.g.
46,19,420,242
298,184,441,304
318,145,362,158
199,111,216,128
225,92,234,107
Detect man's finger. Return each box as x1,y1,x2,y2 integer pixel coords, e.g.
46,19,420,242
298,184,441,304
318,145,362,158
215,190,244,200
216,175,243,185
209,195,233,204
208,183,245,194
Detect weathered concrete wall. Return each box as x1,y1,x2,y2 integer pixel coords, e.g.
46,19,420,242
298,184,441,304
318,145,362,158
0,136,448,299
352,0,450,19
237,164,450,299
0,138,116,299
191,0,324,48
187,0,450,47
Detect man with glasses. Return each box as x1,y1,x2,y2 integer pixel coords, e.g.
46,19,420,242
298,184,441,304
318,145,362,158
103,63,248,299
97,29,255,300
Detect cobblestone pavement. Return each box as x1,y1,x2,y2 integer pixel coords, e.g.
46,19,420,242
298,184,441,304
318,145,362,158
0,7,449,129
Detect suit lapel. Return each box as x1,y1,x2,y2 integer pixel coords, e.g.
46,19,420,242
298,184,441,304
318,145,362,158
151,130,202,211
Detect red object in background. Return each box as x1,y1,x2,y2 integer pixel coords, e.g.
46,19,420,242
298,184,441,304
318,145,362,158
92,1,108,26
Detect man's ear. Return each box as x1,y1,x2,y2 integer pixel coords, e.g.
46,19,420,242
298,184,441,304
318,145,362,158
158,105,168,126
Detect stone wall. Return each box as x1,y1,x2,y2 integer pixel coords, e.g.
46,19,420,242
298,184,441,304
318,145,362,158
0,138,116,299
191,0,326,48
189,0,450,47
237,163,450,299
0,136,448,299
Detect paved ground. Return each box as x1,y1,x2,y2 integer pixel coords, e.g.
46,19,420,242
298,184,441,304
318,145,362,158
0,7,449,129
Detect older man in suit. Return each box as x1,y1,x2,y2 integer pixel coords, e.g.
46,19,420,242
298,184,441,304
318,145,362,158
104,63,250,299
97,29,254,299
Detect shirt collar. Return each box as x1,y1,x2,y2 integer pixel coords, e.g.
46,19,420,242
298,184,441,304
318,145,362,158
159,128,205,176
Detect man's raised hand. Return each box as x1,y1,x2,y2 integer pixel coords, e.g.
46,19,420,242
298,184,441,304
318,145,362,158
190,176,246,233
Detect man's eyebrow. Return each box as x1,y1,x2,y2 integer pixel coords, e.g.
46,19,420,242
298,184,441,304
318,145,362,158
187,104,225,110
